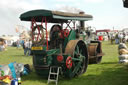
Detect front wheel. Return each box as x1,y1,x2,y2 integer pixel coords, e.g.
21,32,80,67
64,40,88,78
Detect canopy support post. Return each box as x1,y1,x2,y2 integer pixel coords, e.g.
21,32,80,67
45,17,48,50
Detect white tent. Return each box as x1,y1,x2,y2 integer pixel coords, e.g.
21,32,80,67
0,36,19,46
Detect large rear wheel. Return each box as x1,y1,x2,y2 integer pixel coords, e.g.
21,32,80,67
65,40,88,78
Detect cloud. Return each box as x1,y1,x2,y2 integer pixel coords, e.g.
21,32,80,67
55,5,83,13
0,0,127,36
54,0,104,3
84,0,104,3
0,0,47,10
54,0,77,3
0,0,47,36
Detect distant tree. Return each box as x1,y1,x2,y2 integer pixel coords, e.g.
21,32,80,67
2,35,6,37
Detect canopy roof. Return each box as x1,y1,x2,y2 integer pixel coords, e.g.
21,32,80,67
20,9,93,23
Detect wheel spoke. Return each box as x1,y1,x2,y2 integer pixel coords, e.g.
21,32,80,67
79,50,83,58
74,45,80,57
74,50,78,55
80,49,82,54
79,66,82,69
76,45,79,54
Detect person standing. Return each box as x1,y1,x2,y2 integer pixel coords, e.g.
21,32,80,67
111,33,115,44
24,40,28,56
120,33,124,43
22,40,26,55
122,33,126,43
28,39,32,56
115,33,119,44
16,40,20,49
118,33,121,43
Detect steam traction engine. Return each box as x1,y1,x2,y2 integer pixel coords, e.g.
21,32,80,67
20,9,104,78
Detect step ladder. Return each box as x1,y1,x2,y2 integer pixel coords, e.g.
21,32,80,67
47,66,61,85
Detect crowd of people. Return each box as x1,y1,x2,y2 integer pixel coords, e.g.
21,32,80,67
110,32,127,44
16,39,32,56
0,38,6,51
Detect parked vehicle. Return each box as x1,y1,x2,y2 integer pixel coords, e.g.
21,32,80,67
20,9,104,78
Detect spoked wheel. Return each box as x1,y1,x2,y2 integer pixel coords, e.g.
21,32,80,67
65,40,88,78
32,25,45,46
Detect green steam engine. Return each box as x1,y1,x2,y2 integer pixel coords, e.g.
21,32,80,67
20,9,104,78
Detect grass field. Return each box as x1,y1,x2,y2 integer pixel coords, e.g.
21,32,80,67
0,41,128,85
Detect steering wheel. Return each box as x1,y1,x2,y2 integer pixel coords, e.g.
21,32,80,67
32,25,44,44
63,29,70,37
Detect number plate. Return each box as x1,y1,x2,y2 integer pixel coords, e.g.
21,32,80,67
31,47,43,50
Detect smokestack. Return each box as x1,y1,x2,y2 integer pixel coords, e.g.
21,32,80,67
79,11,85,30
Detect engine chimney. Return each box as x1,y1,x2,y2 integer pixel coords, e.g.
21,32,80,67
79,11,85,30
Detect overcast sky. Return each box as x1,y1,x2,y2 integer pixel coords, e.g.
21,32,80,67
0,0,128,36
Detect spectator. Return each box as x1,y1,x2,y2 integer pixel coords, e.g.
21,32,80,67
28,39,32,56
111,33,115,44
0,44,5,51
22,40,26,55
16,40,20,49
22,40,25,49
24,40,28,56
122,33,126,43
120,33,124,43
0,39,6,51
115,33,119,44
24,39,32,56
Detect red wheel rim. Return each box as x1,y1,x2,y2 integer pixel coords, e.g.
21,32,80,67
66,56,73,69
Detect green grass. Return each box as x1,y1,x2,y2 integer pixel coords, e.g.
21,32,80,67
0,41,128,85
